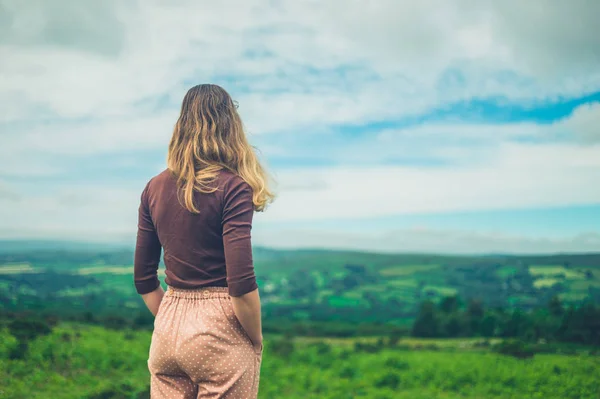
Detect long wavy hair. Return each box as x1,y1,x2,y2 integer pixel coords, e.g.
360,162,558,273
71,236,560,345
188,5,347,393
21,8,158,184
167,84,275,213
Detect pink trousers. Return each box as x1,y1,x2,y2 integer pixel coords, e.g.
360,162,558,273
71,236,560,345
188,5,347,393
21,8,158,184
148,286,263,398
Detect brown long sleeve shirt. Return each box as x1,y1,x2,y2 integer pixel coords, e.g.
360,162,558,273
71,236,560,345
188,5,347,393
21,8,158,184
134,168,258,297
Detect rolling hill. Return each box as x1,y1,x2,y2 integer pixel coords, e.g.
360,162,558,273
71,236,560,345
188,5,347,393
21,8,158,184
1,241,599,326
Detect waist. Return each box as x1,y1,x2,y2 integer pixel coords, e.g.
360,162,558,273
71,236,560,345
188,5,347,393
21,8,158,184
165,285,230,299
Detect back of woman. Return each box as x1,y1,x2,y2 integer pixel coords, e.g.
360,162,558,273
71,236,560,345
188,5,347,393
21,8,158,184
133,84,275,399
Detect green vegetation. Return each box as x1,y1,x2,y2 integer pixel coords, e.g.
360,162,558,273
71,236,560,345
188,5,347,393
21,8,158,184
1,243,600,397
411,295,600,347
1,319,599,399
2,247,600,329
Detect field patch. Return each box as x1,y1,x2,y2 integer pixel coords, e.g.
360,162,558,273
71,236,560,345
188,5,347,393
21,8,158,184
560,292,589,301
388,279,419,287
327,295,364,307
0,263,37,274
78,266,131,275
423,285,458,296
358,283,387,292
77,266,166,277
529,265,585,280
534,278,562,288
497,266,517,278
379,264,439,277
569,280,600,290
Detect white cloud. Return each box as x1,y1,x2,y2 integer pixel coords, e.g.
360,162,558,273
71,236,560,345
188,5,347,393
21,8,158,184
0,183,142,241
1,0,599,127
3,112,175,156
261,142,600,222
1,140,598,234
556,102,600,144
1,0,599,251
0,180,20,201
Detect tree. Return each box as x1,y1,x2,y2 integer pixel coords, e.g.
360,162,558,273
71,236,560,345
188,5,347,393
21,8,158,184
439,295,460,314
411,301,440,337
443,314,463,337
480,313,498,337
585,270,594,279
547,296,564,317
466,299,485,335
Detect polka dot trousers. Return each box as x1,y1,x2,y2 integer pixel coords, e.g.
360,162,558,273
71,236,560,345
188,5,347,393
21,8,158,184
148,286,263,398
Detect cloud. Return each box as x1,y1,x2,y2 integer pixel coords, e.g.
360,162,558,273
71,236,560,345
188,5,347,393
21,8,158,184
0,0,131,56
1,0,599,252
260,142,600,222
556,102,600,144
0,183,142,242
1,139,598,236
0,181,20,202
1,0,599,126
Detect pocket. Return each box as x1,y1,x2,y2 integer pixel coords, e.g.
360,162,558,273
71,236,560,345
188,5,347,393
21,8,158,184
232,312,254,344
153,295,169,326
255,341,264,357
222,298,260,349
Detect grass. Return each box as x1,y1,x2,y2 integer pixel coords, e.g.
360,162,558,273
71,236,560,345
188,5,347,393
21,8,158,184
77,266,132,275
2,324,599,399
560,292,590,301
388,279,419,287
379,265,439,277
296,336,502,350
529,266,585,280
327,296,365,307
0,263,36,274
423,285,458,296
570,280,600,290
497,266,517,278
77,267,166,277
534,278,562,289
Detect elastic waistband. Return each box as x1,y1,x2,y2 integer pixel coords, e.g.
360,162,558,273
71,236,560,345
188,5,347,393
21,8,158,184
165,286,230,299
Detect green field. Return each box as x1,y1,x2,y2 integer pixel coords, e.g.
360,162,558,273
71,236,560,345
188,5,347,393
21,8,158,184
529,265,586,279
2,247,599,325
1,323,599,399
1,243,599,398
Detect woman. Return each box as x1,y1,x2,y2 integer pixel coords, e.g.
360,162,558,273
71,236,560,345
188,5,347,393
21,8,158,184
134,84,275,399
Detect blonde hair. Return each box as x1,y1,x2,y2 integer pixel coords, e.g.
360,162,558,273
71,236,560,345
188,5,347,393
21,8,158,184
167,84,275,213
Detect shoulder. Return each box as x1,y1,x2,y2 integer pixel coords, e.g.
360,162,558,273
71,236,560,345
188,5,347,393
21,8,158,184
142,169,173,196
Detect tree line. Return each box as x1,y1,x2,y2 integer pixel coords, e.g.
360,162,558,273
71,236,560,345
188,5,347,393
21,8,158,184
411,295,600,346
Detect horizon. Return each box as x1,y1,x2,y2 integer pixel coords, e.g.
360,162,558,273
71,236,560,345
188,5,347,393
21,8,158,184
1,238,599,257
1,1,599,254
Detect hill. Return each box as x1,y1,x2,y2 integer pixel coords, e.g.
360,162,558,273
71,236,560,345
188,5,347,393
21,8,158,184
1,241,599,326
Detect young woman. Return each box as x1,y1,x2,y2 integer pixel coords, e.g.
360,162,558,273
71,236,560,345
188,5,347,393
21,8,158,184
134,84,275,398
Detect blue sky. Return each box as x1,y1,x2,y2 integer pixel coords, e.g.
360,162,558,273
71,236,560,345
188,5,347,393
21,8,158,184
0,0,599,254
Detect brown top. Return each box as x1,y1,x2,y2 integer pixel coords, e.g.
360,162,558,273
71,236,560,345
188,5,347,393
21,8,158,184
134,169,257,297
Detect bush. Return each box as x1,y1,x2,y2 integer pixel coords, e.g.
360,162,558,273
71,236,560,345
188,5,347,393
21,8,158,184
270,336,295,358
387,332,402,347
7,318,53,359
384,357,410,371
310,341,331,355
374,372,400,389
353,341,382,353
494,340,536,359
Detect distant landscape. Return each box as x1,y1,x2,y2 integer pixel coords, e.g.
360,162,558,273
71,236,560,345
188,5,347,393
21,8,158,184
1,240,599,398
1,240,599,326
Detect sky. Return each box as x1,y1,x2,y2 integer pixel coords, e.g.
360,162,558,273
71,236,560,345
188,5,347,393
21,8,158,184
0,0,599,254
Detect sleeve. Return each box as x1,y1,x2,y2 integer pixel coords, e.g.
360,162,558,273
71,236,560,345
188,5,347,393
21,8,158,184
222,178,258,297
133,182,162,295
